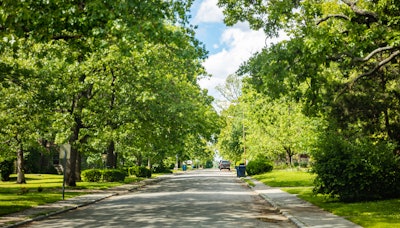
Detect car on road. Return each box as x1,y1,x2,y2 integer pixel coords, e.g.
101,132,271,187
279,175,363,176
219,160,231,170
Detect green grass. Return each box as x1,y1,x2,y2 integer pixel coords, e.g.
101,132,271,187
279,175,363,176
253,169,400,228
242,178,256,187
0,174,145,216
253,168,316,187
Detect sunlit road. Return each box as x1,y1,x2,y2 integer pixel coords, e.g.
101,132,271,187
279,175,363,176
24,169,294,227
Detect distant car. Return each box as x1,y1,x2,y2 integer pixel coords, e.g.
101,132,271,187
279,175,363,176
219,160,231,170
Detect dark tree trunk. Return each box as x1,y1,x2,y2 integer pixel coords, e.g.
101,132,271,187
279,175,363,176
106,140,116,169
66,118,81,187
16,146,26,184
75,152,81,181
284,146,294,166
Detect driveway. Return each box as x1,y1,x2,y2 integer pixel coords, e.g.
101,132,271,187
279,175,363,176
24,169,294,227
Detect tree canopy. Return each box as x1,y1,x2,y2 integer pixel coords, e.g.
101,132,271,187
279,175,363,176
217,0,400,201
1,0,220,185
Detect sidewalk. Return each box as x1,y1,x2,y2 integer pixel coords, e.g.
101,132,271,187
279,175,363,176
247,177,362,228
0,176,169,228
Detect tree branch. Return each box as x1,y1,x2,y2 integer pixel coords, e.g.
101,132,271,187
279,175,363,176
341,0,378,20
316,14,350,25
336,50,400,99
351,50,400,83
354,46,397,62
52,34,82,40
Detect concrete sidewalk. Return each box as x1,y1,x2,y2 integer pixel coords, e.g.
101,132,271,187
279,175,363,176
248,177,362,228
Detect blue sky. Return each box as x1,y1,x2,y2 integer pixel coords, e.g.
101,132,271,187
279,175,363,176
190,0,228,55
189,0,268,105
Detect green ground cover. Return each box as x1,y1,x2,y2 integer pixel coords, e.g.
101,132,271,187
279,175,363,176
0,174,145,216
253,169,400,228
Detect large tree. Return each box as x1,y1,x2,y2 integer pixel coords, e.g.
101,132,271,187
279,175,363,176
219,0,400,200
1,0,218,186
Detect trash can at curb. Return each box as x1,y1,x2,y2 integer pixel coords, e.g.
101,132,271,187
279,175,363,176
182,164,187,171
235,165,246,177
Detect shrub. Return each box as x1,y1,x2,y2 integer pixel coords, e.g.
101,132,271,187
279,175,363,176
102,169,127,182
312,133,400,202
81,169,102,182
246,158,273,175
0,159,14,181
129,166,151,178
152,164,172,174
128,166,138,176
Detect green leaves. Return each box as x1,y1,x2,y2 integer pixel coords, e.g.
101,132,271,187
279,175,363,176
0,0,218,183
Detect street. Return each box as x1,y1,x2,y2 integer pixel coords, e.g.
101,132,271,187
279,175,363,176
24,169,294,227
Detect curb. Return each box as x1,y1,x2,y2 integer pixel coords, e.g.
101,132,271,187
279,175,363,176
258,194,307,228
242,177,307,228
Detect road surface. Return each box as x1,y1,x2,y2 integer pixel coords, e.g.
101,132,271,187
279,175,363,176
24,169,294,227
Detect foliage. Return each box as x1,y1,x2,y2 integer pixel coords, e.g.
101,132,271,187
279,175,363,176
152,164,172,174
246,157,273,176
102,169,127,182
0,0,219,186
81,169,102,182
129,166,152,178
217,104,246,163
219,0,400,203
312,132,400,202
254,170,400,227
0,159,14,181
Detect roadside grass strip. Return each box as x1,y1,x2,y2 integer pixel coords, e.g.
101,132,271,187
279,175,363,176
0,174,144,216
253,169,400,228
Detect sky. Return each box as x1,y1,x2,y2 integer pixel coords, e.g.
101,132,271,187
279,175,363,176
189,0,268,103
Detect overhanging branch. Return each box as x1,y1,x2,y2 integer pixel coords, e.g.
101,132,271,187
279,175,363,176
316,14,350,25
341,0,378,20
352,50,400,83
336,50,400,99
354,46,397,62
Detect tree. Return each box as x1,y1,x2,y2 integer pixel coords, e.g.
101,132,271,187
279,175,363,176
0,41,55,183
1,0,216,187
242,87,322,166
219,0,400,200
216,74,243,102
218,103,246,164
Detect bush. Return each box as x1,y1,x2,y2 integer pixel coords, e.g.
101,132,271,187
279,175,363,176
152,164,172,174
246,158,273,175
312,133,400,202
129,166,151,178
81,169,102,182
0,159,14,181
102,169,127,182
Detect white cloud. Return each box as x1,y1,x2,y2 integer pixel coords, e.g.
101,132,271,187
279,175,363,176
193,0,288,106
199,22,267,101
194,0,224,23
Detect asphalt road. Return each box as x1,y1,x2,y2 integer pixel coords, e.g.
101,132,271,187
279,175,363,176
24,169,294,228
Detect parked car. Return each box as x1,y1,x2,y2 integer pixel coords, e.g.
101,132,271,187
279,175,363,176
219,160,231,170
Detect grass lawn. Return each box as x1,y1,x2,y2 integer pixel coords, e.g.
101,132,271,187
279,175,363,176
253,169,400,228
0,174,145,216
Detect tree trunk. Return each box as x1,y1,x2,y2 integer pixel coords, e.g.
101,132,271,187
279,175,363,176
75,152,81,181
284,146,294,167
135,152,143,166
16,146,26,184
66,119,80,187
106,140,116,169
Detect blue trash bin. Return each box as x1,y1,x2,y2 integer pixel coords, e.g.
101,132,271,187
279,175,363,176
236,165,246,177
182,164,187,171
